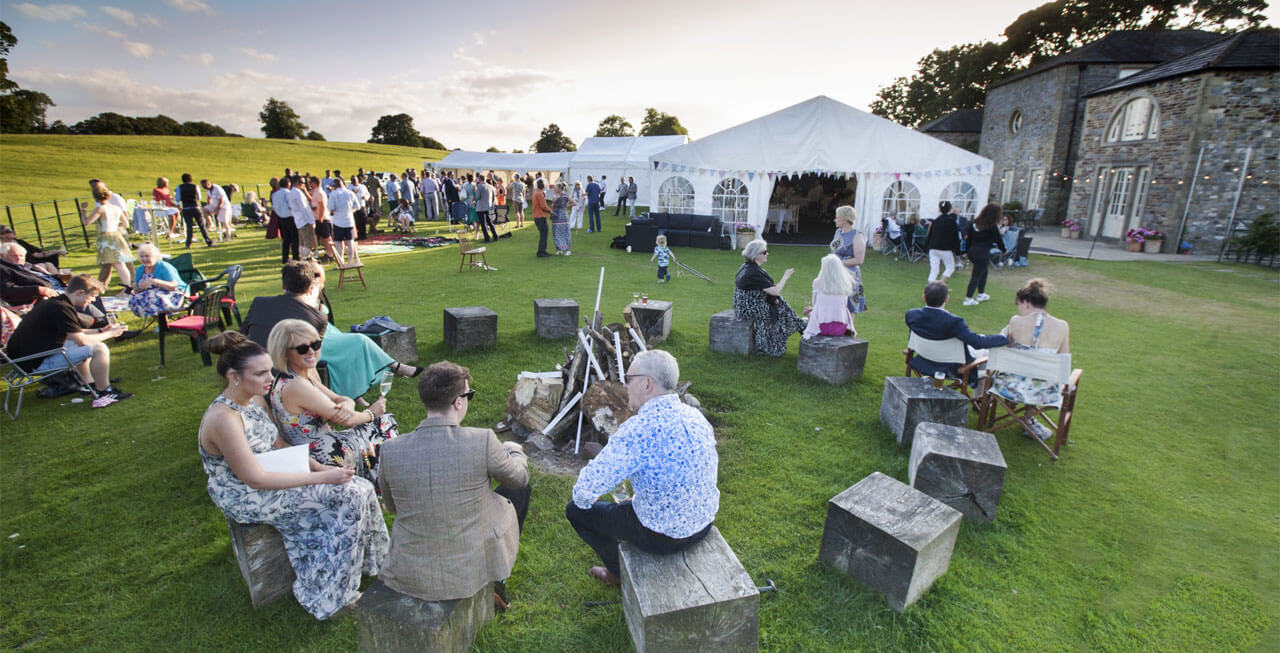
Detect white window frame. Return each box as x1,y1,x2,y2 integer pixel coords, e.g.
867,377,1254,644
1010,110,1023,135
657,176,695,214
1102,167,1135,238
1088,167,1110,236
1026,169,1045,210
940,181,978,219
881,180,921,223
1106,98,1159,143
1130,167,1151,225
999,169,1014,204
711,177,749,224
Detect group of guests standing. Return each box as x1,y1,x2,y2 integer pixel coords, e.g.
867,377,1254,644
921,201,1019,306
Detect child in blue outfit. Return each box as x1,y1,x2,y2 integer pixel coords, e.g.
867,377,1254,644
650,235,674,283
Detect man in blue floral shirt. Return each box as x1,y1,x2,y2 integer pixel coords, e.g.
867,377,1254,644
566,350,719,586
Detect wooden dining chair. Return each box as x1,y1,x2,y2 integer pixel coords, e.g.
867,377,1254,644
455,229,489,272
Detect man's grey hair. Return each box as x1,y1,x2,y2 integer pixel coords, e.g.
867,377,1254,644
0,241,23,258
742,238,768,261
629,349,679,392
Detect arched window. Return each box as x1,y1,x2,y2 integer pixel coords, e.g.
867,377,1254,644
881,180,920,223
940,181,978,219
1106,97,1158,143
657,176,695,213
1009,109,1023,135
712,177,749,224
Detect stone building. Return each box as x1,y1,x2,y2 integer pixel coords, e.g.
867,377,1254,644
918,109,983,153
1066,29,1278,253
979,30,1221,223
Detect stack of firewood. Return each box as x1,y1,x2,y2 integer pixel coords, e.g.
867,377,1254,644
502,306,691,458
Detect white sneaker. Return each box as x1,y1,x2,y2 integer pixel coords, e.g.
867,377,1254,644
564,250,571,256
963,297,980,306
976,293,991,302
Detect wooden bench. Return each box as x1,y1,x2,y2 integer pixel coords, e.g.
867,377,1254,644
226,519,295,608
619,526,759,652
356,580,493,652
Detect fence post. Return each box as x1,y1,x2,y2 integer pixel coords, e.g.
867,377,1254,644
5,205,14,233
29,203,44,247
52,200,71,251
74,197,91,248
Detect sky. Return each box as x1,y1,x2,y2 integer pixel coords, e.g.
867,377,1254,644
4,0,1276,150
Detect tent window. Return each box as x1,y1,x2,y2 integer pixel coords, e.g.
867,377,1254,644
881,181,920,223
940,181,978,219
712,177,749,223
657,176,695,213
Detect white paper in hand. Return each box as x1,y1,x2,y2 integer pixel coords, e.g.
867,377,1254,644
255,444,309,474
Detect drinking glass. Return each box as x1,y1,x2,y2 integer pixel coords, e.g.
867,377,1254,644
632,292,640,305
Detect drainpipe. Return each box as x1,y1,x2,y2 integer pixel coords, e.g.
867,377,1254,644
1217,145,1253,262
1175,146,1205,254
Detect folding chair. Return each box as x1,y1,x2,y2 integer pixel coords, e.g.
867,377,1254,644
904,225,929,263
169,253,206,289
993,227,1021,270
455,229,489,272
903,331,986,411
158,285,229,366
977,347,1082,460
2,346,97,419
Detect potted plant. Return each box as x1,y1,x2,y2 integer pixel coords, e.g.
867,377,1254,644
1125,227,1164,252
1061,219,1082,239
1124,228,1146,252
1142,228,1165,253
735,223,757,249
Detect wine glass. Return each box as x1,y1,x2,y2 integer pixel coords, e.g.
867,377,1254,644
378,370,394,397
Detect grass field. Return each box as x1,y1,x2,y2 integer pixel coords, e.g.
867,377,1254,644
1,136,1277,651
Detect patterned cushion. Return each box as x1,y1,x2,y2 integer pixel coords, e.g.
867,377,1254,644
168,315,213,331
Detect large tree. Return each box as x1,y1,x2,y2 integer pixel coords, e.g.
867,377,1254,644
369,113,426,147
0,22,54,133
638,108,688,136
259,98,308,139
531,123,576,152
870,0,1267,128
594,114,634,137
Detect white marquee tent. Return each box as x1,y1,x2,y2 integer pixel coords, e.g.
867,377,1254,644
647,95,994,236
566,135,687,201
434,151,575,175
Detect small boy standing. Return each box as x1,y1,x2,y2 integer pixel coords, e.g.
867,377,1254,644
650,235,674,283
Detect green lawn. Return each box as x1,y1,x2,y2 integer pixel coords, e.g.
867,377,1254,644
1,219,1275,651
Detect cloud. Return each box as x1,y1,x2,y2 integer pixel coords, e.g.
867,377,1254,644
100,6,136,27
472,31,484,46
139,14,161,27
12,3,86,21
122,41,153,58
78,23,125,39
236,48,275,64
165,0,214,15
181,52,214,65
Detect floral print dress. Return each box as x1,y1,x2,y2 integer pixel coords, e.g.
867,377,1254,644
991,312,1065,407
267,373,398,488
198,395,388,619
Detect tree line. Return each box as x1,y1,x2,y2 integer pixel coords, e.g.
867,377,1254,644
869,0,1266,128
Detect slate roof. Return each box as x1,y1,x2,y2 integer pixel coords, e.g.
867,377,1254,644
991,30,1222,89
918,109,984,133
1087,29,1280,96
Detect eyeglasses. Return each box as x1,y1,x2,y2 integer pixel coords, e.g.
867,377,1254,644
291,340,323,355
457,389,476,401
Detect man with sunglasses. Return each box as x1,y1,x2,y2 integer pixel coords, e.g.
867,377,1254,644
376,361,530,607
565,349,719,586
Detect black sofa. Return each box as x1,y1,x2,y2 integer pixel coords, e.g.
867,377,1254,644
625,212,725,252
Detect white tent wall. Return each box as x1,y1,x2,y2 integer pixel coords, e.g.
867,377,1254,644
564,136,687,202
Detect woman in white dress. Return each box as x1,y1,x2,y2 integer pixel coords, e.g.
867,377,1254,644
82,181,135,291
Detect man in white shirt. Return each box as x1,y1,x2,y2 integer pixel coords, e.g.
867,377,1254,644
271,177,299,262
201,179,234,242
384,174,401,210
419,171,439,222
328,181,360,265
287,175,315,259
348,175,371,240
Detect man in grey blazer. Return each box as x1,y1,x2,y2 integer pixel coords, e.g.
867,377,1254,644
378,361,531,604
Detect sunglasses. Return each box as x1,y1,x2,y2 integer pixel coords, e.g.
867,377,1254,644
458,390,476,401
291,340,323,355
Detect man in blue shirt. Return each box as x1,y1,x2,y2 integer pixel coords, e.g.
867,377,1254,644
584,175,603,233
566,350,719,586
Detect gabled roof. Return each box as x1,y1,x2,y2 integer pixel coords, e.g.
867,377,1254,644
992,29,1222,89
1088,29,1280,96
918,109,984,133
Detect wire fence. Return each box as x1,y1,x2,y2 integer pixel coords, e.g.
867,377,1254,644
2,182,275,252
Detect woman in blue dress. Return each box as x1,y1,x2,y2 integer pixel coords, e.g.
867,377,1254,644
128,242,187,317
829,205,867,315
197,331,388,619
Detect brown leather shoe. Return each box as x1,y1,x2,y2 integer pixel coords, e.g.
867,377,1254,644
589,566,621,586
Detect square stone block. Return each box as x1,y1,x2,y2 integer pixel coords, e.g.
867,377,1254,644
620,526,759,652
630,300,673,344
534,298,579,339
367,326,418,364
879,376,970,447
798,335,868,384
443,306,497,351
356,579,494,653
226,519,295,608
909,422,1007,523
708,309,753,355
819,472,962,613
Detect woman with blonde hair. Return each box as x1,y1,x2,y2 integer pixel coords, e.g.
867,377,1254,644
266,319,399,486
803,254,856,339
128,242,187,317
82,181,135,291
829,205,867,314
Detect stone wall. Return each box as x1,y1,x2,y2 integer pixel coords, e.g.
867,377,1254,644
1067,70,1278,253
